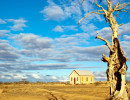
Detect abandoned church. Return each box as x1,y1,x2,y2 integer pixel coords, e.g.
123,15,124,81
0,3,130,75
70,70,94,84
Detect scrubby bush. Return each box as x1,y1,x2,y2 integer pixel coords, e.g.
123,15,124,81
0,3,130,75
4,82,12,85
0,81,3,84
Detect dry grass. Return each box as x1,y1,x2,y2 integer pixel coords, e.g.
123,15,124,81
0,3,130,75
0,82,129,100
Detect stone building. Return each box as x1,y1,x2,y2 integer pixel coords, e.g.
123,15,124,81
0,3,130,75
69,70,94,84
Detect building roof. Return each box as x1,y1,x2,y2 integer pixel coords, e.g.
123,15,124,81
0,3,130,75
73,70,94,76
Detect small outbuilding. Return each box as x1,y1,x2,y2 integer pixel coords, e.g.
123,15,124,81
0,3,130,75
69,70,94,84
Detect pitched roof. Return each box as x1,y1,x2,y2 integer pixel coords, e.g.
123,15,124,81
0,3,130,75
74,70,94,76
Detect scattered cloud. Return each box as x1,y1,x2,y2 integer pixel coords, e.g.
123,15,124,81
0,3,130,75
32,74,41,79
0,40,19,61
80,23,97,32
62,25,78,31
0,30,10,37
94,71,130,81
120,40,130,60
11,33,53,50
55,33,89,47
96,27,112,39
94,71,107,81
0,72,69,82
40,0,64,21
53,25,78,32
0,51,19,61
118,22,130,35
123,35,130,40
41,0,103,24
0,18,6,24
41,5,64,21
52,25,64,32
21,63,76,70
90,22,130,39
6,18,27,31
73,45,109,61
40,0,81,21
3,70,130,82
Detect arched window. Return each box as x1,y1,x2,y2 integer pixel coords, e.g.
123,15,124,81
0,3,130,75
86,77,88,81
71,77,72,81
77,77,78,81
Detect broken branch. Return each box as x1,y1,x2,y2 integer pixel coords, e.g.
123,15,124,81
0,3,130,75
95,3,108,15
96,31,114,52
102,53,110,62
78,11,104,24
118,23,124,27
114,3,130,11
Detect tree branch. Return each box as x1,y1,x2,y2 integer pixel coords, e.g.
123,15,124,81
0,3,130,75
102,53,110,62
96,31,114,52
118,23,124,27
95,3,108,15
106,0,111,4
114,3,130,11
78,11,104,24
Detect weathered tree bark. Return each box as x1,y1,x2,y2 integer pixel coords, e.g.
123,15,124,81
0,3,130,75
96,1,129,99
78,0,130,99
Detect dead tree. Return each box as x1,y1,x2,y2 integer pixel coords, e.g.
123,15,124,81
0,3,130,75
78,0,130,99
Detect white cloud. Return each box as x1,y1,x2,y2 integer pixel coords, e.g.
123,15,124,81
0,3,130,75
52,25,78,32
11,33,53,49
55,33,89,47
73,45,109,58
52,25,64,32
59,76,69,82
0,18,6,24
64,1,82,19
1,75,11,79
40,0,81,21
120,41,130,60
92,22,130,39
80,23,97,32
123,35,130,40
0,72,70,82
118,22,130,35
0,30,10,37
62,25,78,31
32,74,41,79
96,27,112,39
7,18,27,31
12,74,27,79
94,71,107,81
40,1,64,21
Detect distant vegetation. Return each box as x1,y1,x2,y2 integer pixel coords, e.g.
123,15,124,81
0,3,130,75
0,80,130,85
0,81,70,85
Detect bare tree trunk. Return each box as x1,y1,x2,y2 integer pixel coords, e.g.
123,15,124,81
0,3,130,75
95,1,129,99
104,1,129,100
78,0,130,99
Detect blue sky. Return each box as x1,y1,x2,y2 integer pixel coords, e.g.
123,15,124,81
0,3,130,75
0,0,130,82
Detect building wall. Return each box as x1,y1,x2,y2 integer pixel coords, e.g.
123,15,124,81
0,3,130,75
70,71,80,84
70,71,94,84
80,75,94,84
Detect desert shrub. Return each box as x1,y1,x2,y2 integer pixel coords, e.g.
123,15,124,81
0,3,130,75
126,80,130,83
24,81,30,84
94,81,101,86
4,82,12,85
13,81,20,84
2,89,8,93
36,81,44,84
20,79,30,84
0,81,3,84
64,82,70,85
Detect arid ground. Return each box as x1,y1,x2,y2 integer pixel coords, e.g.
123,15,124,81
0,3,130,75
0,82,130,100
